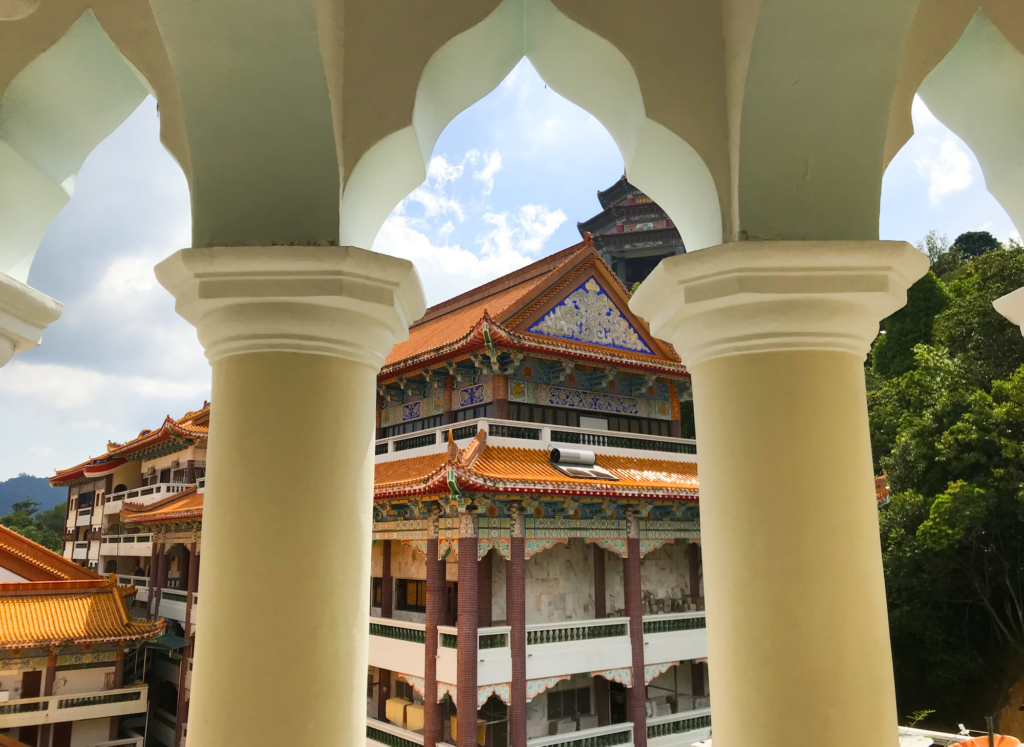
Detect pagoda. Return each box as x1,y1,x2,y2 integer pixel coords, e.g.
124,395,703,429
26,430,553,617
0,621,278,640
576,177,685,286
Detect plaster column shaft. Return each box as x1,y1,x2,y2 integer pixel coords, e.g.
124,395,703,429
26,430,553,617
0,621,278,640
592,545,610,727
508,505,526,747
631,241,928,747
155,245,424,747
624,511,647,747
381,539,393,618
424,507,444,747
456,511,478,747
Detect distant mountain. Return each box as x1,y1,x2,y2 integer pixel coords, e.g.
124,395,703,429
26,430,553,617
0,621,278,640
0,474,66,515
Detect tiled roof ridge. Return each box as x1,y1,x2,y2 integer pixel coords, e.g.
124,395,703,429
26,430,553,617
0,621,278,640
411,241,588,328
52,403,210,485
0,525,99,582
0,578,112,593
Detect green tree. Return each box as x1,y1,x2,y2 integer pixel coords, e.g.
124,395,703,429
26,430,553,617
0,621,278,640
953,230,1000,260
0,496,64,552
871,271,948,378
932,244,1024,389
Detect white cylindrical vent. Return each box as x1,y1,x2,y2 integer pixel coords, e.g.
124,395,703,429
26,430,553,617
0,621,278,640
550,448,596,466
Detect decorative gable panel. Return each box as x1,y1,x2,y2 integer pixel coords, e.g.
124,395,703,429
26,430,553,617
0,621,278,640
526,277,654,354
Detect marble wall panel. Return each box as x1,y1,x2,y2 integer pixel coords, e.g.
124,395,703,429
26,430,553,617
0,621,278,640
605,541,692,616
524,539,596,625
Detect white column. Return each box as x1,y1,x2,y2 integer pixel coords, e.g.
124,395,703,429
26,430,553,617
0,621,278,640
155,245,424,747
994,288,1024,335
631,241,927,747
0,270,62,368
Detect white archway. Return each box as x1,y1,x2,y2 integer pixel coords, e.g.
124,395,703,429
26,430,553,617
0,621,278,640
338,0,723,255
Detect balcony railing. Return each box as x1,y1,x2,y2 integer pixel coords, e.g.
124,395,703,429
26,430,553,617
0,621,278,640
0,685,147,728
106,482,194,512
527,619,628,646
376,417,696,462
366,717,423,747
116,575,149,588
528,722,633,747
646,708,711,742
369,620,425,644
642,612,706,635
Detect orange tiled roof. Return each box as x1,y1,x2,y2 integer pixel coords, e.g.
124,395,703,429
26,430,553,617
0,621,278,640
0,577,164,649
384,244,584,367
121,486,204,524
875,471,891,505
52,404,210,487
374,432,698,500
467,446,698,493
375,453,448,491
0,525,99,583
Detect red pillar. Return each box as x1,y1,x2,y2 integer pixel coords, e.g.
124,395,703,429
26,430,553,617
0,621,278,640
424,507,444,747
110,643,125,739
381,539,393,618
456,511,478,747
669,382,683,439
688,542,702,607
175,542,199,747
593,544,611,726
38,649,57,746
378,669,392,722
443,375,455,425
508,505,526,747
492,374,508,420
691,661,706,698
478,550,492,628
624,511,647,747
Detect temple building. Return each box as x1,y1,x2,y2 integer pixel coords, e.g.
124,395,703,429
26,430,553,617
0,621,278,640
49,408,209,747
577,178,686,287
46,238,711,747
0,525,163,747
368,238,709,747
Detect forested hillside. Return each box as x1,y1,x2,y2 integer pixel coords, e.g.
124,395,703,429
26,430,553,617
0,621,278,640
869,231,1024,735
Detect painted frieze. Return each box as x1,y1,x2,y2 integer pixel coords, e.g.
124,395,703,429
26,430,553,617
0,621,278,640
508,380,671,421
527,277,654,354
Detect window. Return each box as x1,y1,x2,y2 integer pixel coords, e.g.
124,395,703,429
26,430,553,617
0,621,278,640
371,578,383,608
547,687,591,720
396,579,426,613
454,403,493,422
395,679,416,702
508,403,671,436
381,415,444,439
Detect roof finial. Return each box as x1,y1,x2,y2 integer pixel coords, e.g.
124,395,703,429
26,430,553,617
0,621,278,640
583,231,594,248
447,430,458,460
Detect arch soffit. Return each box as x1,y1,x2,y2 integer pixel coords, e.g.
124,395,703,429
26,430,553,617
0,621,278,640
339,0,724,255
914,10,1023,233
735,0,922,242
0,9,150,281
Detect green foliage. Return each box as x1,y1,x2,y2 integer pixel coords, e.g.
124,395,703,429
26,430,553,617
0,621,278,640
953,230,1000,260
0,496,64,552
932,244,1024,389
629,281,641,295
871,234,1024,729
871,271,948,378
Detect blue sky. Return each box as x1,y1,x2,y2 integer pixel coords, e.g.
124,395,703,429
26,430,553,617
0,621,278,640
0,59,1017,480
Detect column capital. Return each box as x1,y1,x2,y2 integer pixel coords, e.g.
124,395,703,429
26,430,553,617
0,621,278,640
0,271,63,367
994,287,1024,335
630,241,928,367
155,245,426,369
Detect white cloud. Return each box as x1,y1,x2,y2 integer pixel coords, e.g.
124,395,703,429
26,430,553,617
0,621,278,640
479,204,565,257
427,155,465,185
916,139,974,206
472,151,502,195
0,361,209,410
